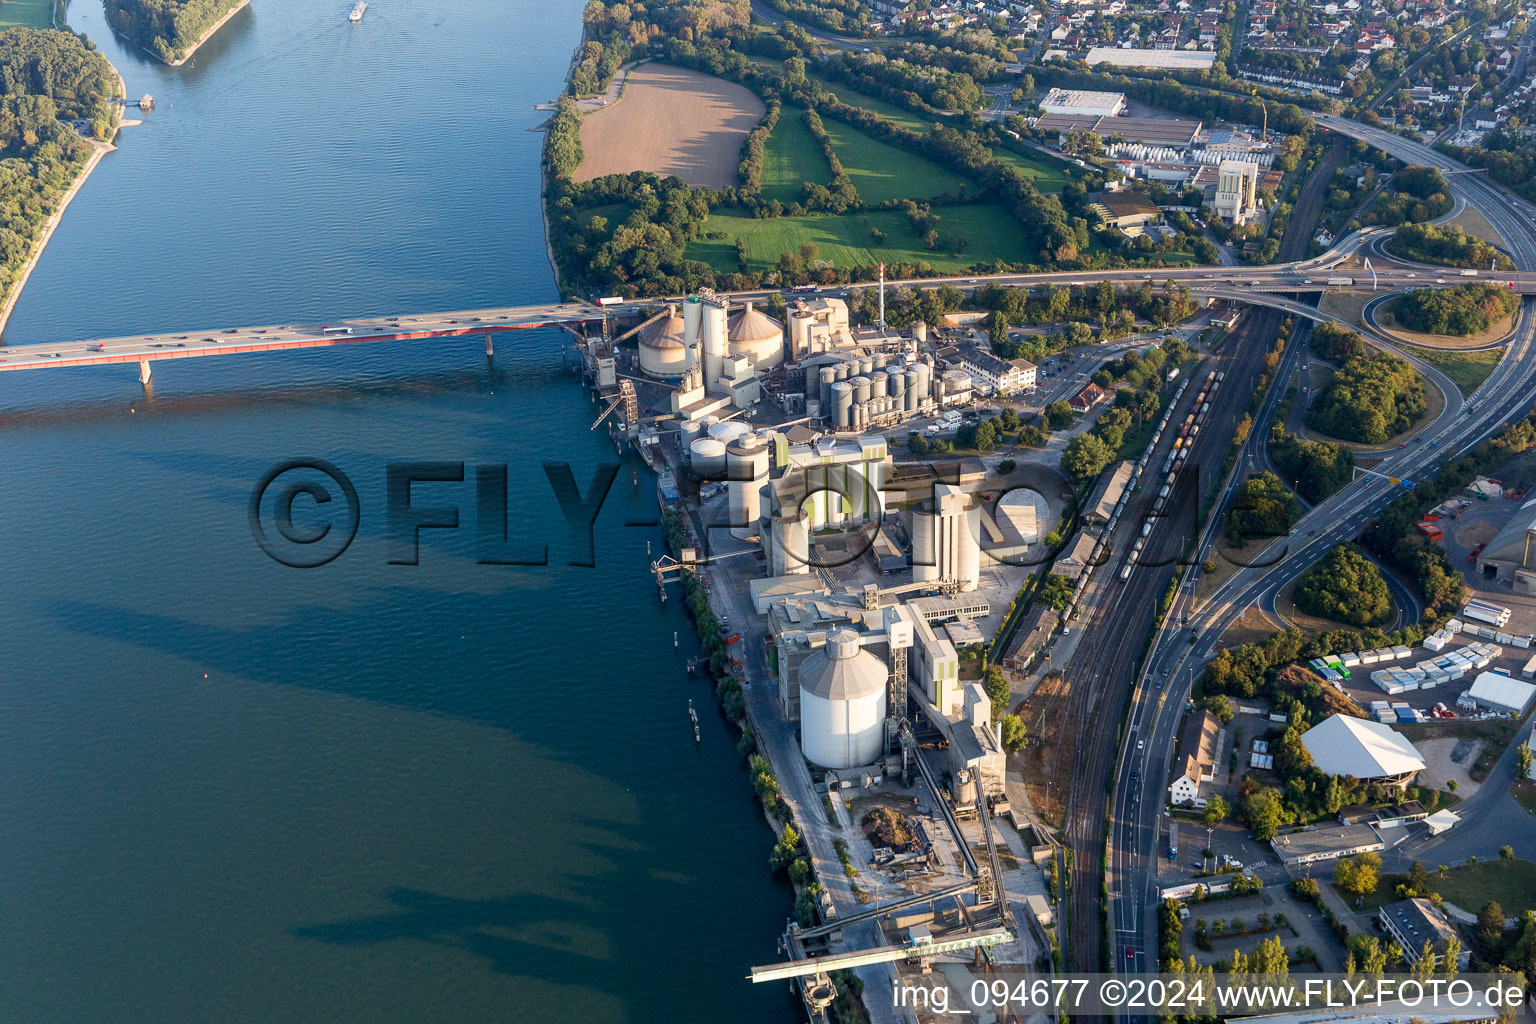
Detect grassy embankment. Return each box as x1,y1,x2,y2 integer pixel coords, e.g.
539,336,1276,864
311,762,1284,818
1401,343,1503,397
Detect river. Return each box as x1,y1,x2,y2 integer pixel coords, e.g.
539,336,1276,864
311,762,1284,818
0,1,790,1020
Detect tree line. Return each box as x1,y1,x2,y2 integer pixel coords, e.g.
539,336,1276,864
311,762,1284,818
1390,281,1519,337
1305,349,1426,444
103,0,244,63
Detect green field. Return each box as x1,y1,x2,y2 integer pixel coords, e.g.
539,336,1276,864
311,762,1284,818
0,0,55,29
990,145,1075,193
761,106,832,205
579,202,633,242
1433,859,1536,914
687,203,1031,273
1402,344,1503,397
807,73,937,133
822,118,970,204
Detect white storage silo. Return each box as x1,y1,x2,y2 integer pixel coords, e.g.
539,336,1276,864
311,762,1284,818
790,306,815,359
682,295,702,369
888,371,905,408
701,299,728,387
871,370,888,399
638,305,689,378
690,437,727,478
680,419,703,443
942,369,972,405
905,369,922,411
768,507,811,576
726,434,769,541
912,321,927,344
819,365,837,411
726,301,785,371
799,630,888,770
912,362,931,405
834,361,850,382
911,503,939,584
832,381,853,428
851,404,864,429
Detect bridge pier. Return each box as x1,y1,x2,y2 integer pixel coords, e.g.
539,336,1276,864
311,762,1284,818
484,333,493,356
138,359,152,385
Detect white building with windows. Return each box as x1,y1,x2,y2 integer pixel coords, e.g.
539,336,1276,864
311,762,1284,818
1212,159,1261,224
1039,88,1127,117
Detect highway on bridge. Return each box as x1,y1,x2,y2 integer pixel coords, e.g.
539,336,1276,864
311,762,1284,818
1105,113,1536,1022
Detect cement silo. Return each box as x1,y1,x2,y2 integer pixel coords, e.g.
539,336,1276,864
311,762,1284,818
819,365,836,411
912,321,927,344
870,370,888,399
690,437,727,477
832,381,853,428
726,434,769,541
905,369,923,411
887,370,905,409
911,483,979,591
799,629,888,769
683,295,703,368
858,356,874,376
834,361,850,382
680,419,703,444
789,306,816,359
941,369,972,404
852,376,870,405
638,305,688,378
726,301,785,371
701,298,728,387
912,362,931,405
767,506,811,576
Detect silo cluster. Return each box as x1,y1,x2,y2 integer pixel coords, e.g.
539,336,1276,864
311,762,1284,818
911,483,980,591
811,353,936,428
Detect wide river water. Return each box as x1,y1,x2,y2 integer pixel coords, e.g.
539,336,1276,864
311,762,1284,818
0,1,790,1020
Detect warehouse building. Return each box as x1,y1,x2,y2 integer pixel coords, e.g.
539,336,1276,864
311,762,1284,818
1089,193,1162,231
1476,495,1536,590
1271,823,1386,867
1464,671,1536,715
1039,87,1127,117
1299,714,1425,786
1034,113,1203,149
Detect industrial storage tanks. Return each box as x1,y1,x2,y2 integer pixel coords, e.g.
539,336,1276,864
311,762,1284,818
852,375,871,406
941,369,972,404
912,321,928,344
832,381,853,428
726,301,786,371
911,484,980,591
905,369,923,411
767,507,811,576
912,362,931,405
858,356,874,376
701,299,728,386
799,630,888,769
870,370,888,399
726,434,770,540
789,306,815,359
819,365,837,411
689,437,727,477
834,361,850,382
710,420,750,445
679,419,703,443
637,305,689,378
887,370,906,408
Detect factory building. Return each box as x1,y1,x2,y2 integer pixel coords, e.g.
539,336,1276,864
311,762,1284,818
786,297,853,358
726,301,786,373
1212,160,1262,224
1034,113,1203,149
773,434,891,531
912,482,981,592
1038,87,1127,117
666,290,786,419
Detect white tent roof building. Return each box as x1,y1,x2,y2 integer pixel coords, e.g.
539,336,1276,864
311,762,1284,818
1300,714,1425,784
1466,672,1536,715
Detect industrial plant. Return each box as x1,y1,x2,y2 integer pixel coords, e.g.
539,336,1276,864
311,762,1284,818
573,286,1054,1018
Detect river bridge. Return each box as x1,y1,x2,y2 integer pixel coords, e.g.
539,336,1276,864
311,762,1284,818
3,256,1535,384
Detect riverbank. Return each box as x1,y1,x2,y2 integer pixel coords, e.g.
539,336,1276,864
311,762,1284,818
0,136,115,338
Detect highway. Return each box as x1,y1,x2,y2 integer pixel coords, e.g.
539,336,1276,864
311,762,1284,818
1105,113,1536,1021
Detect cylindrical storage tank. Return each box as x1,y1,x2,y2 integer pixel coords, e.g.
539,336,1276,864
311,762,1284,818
852,376,870,406
912,321,928,344
957,504,982,592
888,371,906,408
851,404,864,429
874,352,890,370
701,299,728,386
710,420,750,445
699,414,720,434
680,419,703,443
726,300,786,371
859,356,874,376
911,504,939,584
690,437,727,477
834,361,850,382
682,295,702,367
832,381,852,428
870,370,888,399
768,507,811,576
637,304,689,378
906,369,922,411
913,363,931,404
803,366,819,400
798,630,888,770
942,369,971,404
726,435,770,540
790,308,815,359
819,366,837,411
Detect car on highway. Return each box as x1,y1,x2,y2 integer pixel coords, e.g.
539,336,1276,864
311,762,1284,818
1303,279,1314,284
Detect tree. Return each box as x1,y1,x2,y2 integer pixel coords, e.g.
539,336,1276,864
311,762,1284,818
1203,794,1229,825
1501,845,1515,861
770,825,803,870
983,666,1011,719
1001,713,1028,752
998,458,1017,474
1045,401,1074,430
1062,433,1113,483
1293,543,1393,627
1242,787,1286,842
1478,901,1506,950
1408,860,1431,897
1037,572,1075,611
1516,744,1533,780
1334,851,1381,899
